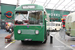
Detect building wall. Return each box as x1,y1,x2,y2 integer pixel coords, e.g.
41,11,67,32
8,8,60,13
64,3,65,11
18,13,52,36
1,3,16,22
1,3,70,22
46,9,70,22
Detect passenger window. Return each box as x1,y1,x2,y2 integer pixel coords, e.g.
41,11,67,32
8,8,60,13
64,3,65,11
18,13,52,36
56,24,60,26
56,24,58,26
15,11,43,25
58,24,60,26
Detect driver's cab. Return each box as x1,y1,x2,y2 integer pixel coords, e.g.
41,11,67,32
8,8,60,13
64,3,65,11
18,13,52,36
14,11,43,25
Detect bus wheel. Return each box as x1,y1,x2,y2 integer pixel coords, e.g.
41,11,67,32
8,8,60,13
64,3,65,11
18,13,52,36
55,29,57,31
55,29,56,30
21,40,25,44
43,39,47,44
42,36,47,44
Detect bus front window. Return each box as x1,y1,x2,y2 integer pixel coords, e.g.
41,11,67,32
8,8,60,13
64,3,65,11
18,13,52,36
15,11,43,25
29,11,43,25
15,11,28,25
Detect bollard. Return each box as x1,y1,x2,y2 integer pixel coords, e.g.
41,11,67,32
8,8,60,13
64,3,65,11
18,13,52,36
50,36,53,44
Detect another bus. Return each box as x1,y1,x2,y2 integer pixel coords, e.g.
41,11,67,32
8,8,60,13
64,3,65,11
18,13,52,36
50,22,62,31
14,4,50,43
47,22,62,31
65,12,75,37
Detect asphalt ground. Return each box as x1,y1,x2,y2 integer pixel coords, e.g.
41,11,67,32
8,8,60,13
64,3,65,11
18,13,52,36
59,29,75,49
0,29,73,50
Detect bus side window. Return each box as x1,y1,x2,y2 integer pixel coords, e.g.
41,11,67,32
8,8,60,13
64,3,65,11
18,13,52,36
39,11,43,23
59,24,60,26
56,24,60,26
56,24,58,26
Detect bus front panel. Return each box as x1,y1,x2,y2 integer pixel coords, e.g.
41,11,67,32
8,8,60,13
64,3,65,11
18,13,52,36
14,25,45,41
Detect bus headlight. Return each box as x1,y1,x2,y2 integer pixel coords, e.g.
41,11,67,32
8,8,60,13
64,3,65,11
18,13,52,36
18,30,21,34
35,30,39,34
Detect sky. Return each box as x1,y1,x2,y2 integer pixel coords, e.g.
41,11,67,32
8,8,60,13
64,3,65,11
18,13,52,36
1,0,75,11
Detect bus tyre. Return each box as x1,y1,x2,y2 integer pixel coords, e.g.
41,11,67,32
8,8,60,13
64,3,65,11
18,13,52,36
55,29,57,31
55,29,56,30
43,39,47,44
21,40,25,44
42,35,47,44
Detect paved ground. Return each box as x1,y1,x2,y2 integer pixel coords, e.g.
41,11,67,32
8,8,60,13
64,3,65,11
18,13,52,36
59,29,75,49
0,30,73,50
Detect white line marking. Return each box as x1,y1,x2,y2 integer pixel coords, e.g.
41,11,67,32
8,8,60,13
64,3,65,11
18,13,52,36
5,43,12,48
4,40,16,48
55,32,75,50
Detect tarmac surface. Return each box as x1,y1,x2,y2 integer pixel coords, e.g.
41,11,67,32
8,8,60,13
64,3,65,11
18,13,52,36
59,29,75,49
0,29,74,50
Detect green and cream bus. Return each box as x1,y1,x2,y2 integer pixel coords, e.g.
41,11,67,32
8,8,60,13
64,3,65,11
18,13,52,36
14,4,50,43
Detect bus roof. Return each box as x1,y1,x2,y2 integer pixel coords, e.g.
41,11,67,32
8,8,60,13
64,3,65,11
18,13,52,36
15,4,44,11
67,12,75,17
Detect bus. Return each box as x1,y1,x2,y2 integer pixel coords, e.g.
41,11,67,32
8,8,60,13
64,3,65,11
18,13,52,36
47,22,62,31
65,12,75,37
14,4,50,43
50,22,62,31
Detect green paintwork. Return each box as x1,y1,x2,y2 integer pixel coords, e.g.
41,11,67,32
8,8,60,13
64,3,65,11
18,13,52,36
46,9,70,22
1,3,70,22
14,25,45,41
1,3,16,22
15,4,44,11
14,4,47,42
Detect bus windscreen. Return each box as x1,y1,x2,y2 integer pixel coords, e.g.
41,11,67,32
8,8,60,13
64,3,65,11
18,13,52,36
15,11,43,25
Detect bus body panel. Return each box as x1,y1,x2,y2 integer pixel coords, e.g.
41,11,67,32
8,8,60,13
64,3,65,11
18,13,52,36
15,4,44,11
65,12,75,37
66,22,75,37
47,22,62,31
14,4,50,43
14,25,45,41
70,22,75,37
